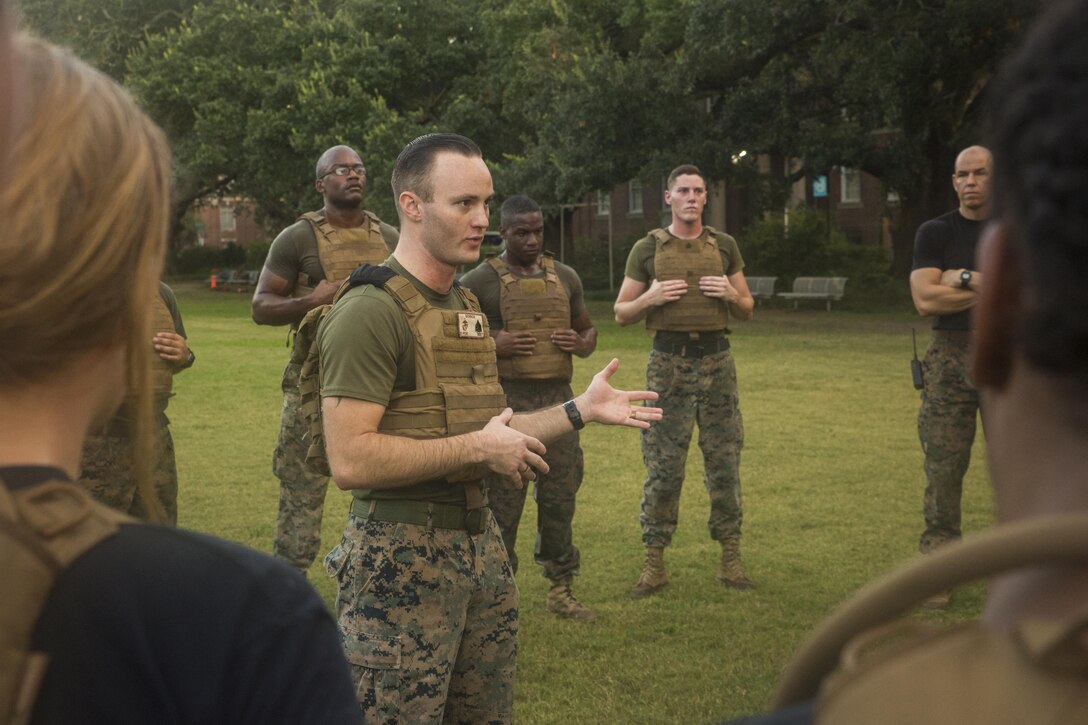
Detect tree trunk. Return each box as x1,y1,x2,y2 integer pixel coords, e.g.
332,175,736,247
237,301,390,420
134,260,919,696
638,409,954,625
888,142,957,278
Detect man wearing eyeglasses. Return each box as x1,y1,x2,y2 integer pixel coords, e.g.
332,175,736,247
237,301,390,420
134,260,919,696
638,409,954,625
253,145,399,573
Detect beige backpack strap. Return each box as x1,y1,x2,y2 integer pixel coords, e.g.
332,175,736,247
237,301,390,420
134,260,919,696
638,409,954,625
0,478,128,723
772,512,1088,708
298,277,359,477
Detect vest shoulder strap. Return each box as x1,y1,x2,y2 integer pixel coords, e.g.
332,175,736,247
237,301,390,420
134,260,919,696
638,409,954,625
0,478,128,722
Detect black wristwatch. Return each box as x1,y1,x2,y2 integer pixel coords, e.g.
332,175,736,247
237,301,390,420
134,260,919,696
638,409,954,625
563,399,585,430
959,270,972,290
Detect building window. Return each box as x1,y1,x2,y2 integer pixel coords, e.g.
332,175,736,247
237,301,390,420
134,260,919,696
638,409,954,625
627,179,644,215
596,190,611,217
840,167,861,204
219,204,236,233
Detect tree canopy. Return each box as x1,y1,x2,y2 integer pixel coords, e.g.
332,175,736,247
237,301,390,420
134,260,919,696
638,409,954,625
20,0,1040,272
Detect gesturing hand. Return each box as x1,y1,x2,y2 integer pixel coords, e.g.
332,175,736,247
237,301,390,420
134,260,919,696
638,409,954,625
477,408,550,486
576,358,663,428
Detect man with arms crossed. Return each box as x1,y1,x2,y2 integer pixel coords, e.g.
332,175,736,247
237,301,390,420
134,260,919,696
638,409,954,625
252,145,398,572
909,145,992,609
317,133,660,723
461,194,599,621
615,164,755,597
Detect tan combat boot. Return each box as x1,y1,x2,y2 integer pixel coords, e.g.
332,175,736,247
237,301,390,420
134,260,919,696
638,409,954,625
716,537,754,590
546,576,597,621
629,546,668,599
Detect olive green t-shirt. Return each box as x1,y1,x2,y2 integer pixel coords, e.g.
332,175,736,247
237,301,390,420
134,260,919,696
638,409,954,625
158,281,186,339
317,257,471,503
458,256,588,332
623,227,745,343
263,213,399,288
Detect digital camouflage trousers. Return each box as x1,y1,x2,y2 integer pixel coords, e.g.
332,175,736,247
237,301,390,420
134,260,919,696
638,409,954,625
486,379,584,580
917,333,981,553
273,361,331,571
80,412,178,525
640,348,745,548
325,510,517,725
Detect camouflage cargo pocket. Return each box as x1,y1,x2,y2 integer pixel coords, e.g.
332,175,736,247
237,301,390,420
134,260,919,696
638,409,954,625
342,628,403,718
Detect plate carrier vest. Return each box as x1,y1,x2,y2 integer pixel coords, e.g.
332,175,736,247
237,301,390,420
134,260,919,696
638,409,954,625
290,210,390,301
0,477,130,724
488,254,573,382
298,265,506,506
287,210,392,361
644,226,730,335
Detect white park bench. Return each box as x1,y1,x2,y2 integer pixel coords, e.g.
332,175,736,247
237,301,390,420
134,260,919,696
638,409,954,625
746,276,778,301
777,277,848,311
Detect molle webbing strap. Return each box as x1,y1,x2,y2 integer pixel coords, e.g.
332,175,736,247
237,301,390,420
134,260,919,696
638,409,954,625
487,255,573,382
149,292,175,396
0,479,129,724
644,227,730,334
298,274,365,477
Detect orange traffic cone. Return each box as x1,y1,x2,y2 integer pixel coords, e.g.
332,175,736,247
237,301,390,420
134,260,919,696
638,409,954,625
210,272,217,290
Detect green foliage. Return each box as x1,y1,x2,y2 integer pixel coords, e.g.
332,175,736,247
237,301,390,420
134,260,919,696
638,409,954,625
17,0,195,79
171,242,246,275
24,0,1039,271
245,240,272,269
571,234,641,292
742,205,888,281
168,287,992,724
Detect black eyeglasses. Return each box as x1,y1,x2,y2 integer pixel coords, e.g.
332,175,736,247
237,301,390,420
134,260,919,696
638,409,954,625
320,164,366,178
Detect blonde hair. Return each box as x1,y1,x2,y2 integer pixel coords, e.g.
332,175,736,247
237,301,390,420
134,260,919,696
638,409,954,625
0,35,172,514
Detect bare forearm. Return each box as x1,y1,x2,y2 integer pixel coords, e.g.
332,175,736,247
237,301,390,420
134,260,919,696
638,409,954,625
577,327,598,357
329,430,484,490
251,292,319,326
614,296,651,326
509,404,572,444
728,295,755,321
910,268,982,317
911,286,977,316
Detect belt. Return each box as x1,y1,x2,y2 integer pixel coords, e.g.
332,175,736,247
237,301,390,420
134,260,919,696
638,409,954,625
933,329,971,343
652,337,730,358
351,497,490,535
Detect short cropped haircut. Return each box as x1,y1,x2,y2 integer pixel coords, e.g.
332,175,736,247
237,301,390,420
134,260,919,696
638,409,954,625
391,133,482,205
667,164,707,190
500,194,541,226
985,0,1088,381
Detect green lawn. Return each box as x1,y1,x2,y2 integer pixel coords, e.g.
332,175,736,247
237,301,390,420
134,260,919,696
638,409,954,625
168,282,993,724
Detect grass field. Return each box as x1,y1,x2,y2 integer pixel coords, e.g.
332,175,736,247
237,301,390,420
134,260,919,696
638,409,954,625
167,282,994,724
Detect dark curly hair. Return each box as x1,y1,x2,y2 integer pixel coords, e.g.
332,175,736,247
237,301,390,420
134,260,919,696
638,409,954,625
985,0,1088,380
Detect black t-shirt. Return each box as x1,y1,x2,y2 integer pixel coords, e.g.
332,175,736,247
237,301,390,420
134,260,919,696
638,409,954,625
911,209,983,331
4,467,360,724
